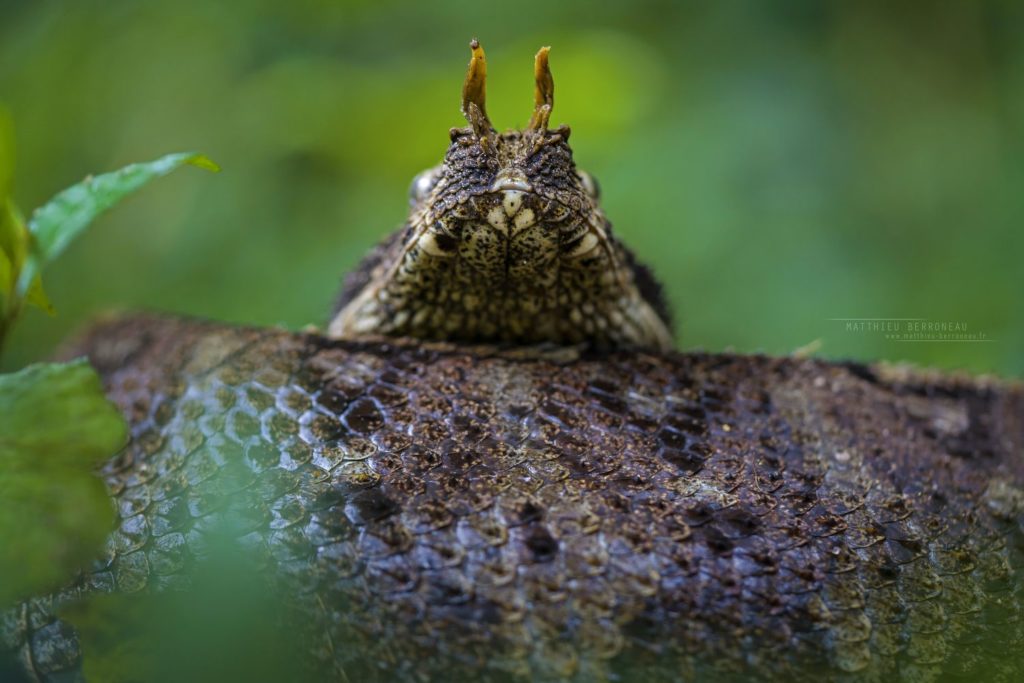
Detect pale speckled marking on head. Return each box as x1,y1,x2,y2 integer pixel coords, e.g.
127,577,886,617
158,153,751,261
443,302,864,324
329,40,674,351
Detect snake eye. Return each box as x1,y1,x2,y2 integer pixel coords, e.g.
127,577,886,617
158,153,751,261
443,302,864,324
409,167,441,206
577,170,600,199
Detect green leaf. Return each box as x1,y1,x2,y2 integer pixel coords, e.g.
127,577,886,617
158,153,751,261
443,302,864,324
23,270,54,314
59,593,158,683
0,249,10,305
0,199,52,316
0,200,24,290
16,152,220,297
0,106,13,201
0,113,52,320
0,200,28,303
0,360,127,606
61,540,314,683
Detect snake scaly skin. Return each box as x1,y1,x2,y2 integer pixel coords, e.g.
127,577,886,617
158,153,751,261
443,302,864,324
3,43,1022,682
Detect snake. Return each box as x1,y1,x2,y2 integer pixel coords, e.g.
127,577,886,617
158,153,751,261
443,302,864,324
3,41,1022,682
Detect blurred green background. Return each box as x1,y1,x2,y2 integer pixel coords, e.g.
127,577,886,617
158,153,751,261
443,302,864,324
1,0,1021,375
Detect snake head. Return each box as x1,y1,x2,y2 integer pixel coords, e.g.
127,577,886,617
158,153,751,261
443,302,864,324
330,41,673,351
409,42,603,264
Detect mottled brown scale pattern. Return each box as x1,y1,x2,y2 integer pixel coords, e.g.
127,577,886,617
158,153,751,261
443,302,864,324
328,125,674,351
3,315,1022,682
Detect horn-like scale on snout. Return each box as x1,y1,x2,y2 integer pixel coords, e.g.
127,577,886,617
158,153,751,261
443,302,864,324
461,39,492,138
529,46,554,131
461,41,556,135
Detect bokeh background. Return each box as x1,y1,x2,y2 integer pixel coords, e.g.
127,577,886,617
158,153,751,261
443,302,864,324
1,0,1021,375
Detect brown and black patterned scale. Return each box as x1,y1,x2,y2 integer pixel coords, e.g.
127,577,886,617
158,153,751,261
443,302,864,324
4,315,1023,682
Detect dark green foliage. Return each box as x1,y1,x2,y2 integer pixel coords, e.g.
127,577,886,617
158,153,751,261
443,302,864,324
1,1,1020,375
0,360,124,606
17,152,219,298
60,536,314,683
0,114,217,624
